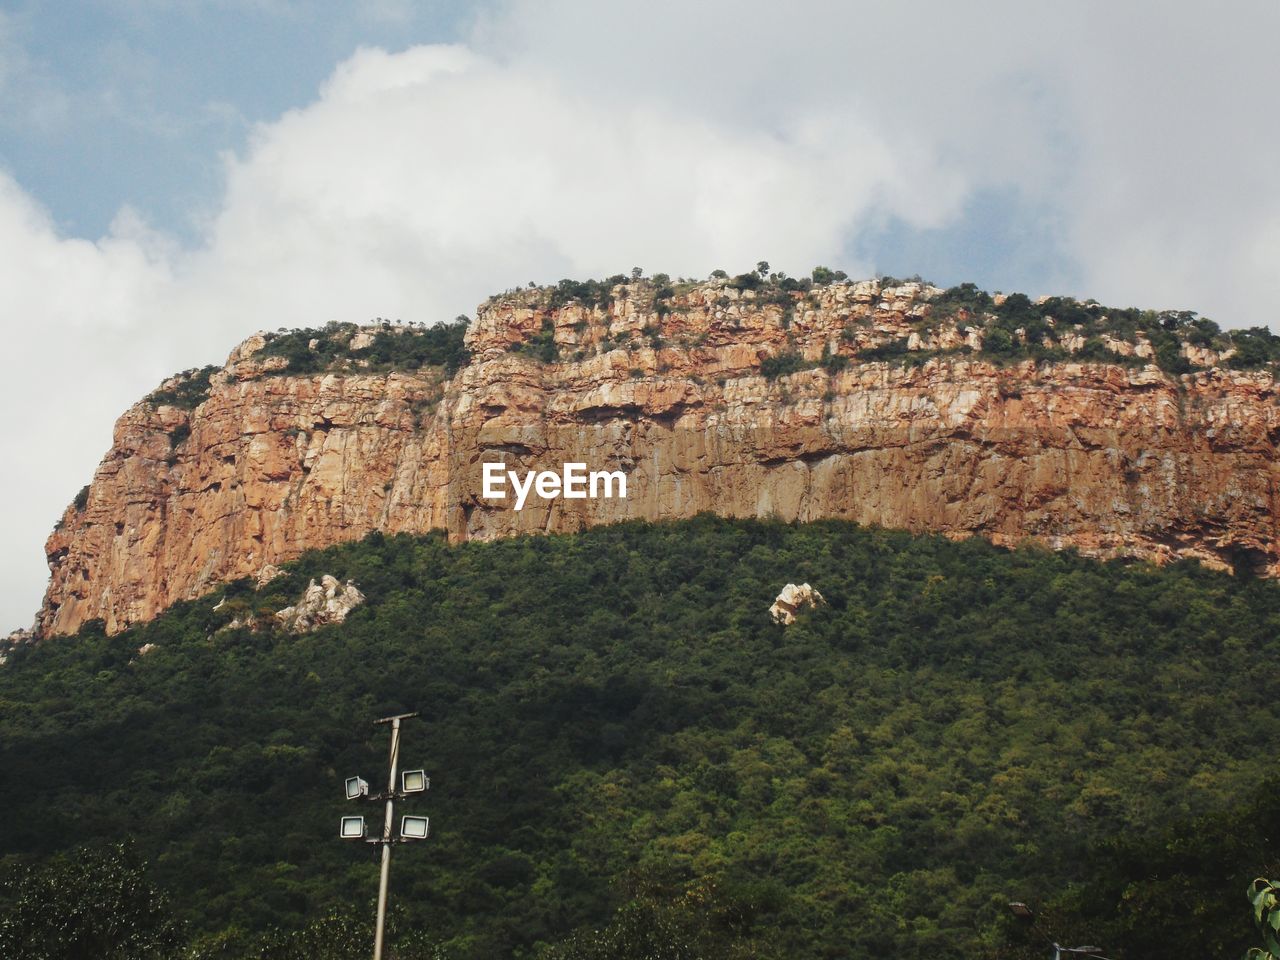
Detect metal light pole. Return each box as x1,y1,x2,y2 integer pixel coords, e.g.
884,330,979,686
1006,902,1108,960
341,711,430,960
373,712,412,960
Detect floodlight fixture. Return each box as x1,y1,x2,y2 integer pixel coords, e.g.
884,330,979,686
1007,901,1034,919
339,712,428,960
400,815,429,840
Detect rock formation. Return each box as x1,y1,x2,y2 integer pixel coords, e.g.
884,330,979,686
273,575,366,634
35,277,1280,636
770,583,826,625
1,628,33,665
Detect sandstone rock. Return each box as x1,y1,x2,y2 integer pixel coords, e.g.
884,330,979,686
770,583,825,625
1060,333,1085,353
1183,343,1220,367
1102,335,1135,357
226,332,269,364
137,643,156,656
256,564,285,587
34,279,1280,637
273,575,365,634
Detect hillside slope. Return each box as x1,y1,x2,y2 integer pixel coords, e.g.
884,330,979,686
4,518,1280,958
37,274,1280,636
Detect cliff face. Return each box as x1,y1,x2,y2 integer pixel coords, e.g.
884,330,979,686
38,278,1280,636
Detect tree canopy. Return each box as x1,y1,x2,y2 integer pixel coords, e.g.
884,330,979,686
3,517,1279,957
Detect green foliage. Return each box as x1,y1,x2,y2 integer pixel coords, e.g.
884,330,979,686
915,282,1258,374
5,518,1280,958
991,778,1280,959
653,286,676,316
0,842,185,959
982,327,1016,356
1076,337,1112,361
1248,879,1280,960
548,279,617,310
810,266,847,285
858,337,913,362
1150,329,1192,375
256,325,355,373
1187,316,1221,345
72,484,89,512
148,365,220,410
1227,328,1280,369
759,351,812,379
819,347,849,374
360,318,472,374
932,282,994,318
512,317,559,363
537,878,776,960
255,320,470,376
187,905,448,960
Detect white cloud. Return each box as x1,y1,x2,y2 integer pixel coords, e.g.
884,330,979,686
0,37,938,630
2,0,1279,629
478,0,1280,321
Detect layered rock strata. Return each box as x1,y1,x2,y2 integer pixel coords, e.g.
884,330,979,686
38,279,1280,636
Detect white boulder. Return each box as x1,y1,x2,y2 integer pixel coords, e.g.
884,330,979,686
274,575,366,634
770,582,825,625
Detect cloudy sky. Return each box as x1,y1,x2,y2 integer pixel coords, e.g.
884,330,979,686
2,0,1278,630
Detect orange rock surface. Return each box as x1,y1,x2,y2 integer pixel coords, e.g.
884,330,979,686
38,279,1280,636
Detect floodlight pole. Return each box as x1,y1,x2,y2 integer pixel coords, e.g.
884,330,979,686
372,711,418,960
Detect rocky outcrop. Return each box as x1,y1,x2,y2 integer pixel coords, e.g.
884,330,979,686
770,583,826,625
1,628,34,665
273,575,365,634
36,277,1280,636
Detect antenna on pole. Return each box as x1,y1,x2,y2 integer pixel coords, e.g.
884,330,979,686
341,712,430,960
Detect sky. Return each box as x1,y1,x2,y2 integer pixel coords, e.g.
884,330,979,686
2,0,1279,631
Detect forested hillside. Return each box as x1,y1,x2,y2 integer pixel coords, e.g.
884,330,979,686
3,517,1279,958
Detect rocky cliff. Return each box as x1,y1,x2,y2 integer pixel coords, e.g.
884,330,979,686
37,275,1280,636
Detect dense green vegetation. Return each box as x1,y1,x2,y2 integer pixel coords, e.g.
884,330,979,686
988,777,1280,959
508,317,560,363
759,351,810,380
0,843,185,960
148,365,221,410
3,517,1280,958
921,284,1221,374
156,270,1276,388
507,270,1268,380
252,318,471,376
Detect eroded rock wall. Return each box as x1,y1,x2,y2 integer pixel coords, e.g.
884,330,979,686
38,279,1280,636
